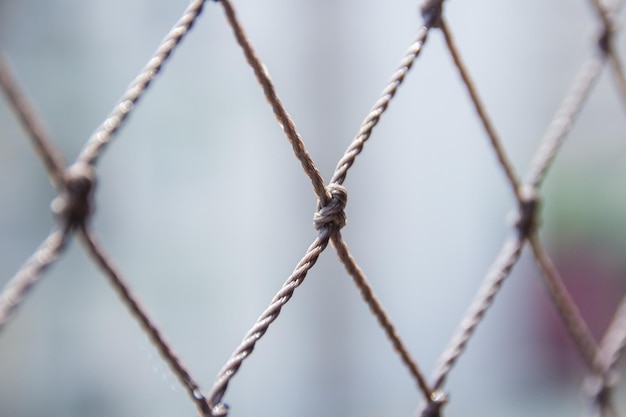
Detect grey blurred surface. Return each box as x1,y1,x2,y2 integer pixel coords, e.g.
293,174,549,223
1,1,625,416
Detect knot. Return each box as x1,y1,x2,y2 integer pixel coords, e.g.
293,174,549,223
585,373,618,409
314,184,348,230
598,26,614,54
51,163,96,227
420,0,443,28
420,390,448,417
510,185,540,238
595,7,616,54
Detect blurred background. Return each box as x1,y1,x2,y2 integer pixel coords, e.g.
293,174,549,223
1,0,626,416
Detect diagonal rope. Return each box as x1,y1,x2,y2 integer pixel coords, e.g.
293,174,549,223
421,5,616,414
0,51,65,189
0,227,71,332
77,225,212,417
331,230,432,400
438,18,522,201
527,236,616,417
423,14,532,396
77,0,207,167
322,2,445,401
0,51,73,331
438,6,605,377
207,229,333,416
219,0,329,204
329,23,433,186
207,3,443,413
427,42,605,393
597,296,626,376
2,0,626,415
528,235,599,370
571,3,626,414
430,236,525,391
524,54,605,189
1,2,213,414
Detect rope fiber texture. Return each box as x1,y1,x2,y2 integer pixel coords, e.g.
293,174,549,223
1,0,626,415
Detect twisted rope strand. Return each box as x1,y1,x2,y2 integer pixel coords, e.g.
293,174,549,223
1,1,210,407
330,230,432,400
207,229,333,412
2,0,626,415
330,25,432,186
219,0,329,204
0,227,71,332
0,52,65,189
524,54,605,188
330,0,444,186
205,2,446,410
77,226,212,416
440,0,609,391
430,236,525,390
427,51,607,412
78,0,206,167
425,11,621,412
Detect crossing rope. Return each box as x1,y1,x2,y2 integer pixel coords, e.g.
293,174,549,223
1,0,626,415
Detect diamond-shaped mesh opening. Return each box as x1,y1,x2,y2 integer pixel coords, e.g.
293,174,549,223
1,1,626,416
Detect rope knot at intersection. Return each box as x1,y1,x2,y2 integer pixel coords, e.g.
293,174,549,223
585,372,619,413
598,24,616,54
314,183,348,230
593,0,617,55
511,185,540,238
420,0,444,28
50,163,96,228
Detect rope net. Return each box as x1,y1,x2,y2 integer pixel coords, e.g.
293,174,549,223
1,0,626,416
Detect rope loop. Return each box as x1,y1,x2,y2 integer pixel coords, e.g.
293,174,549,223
51,162,96,227
314,183,348,230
